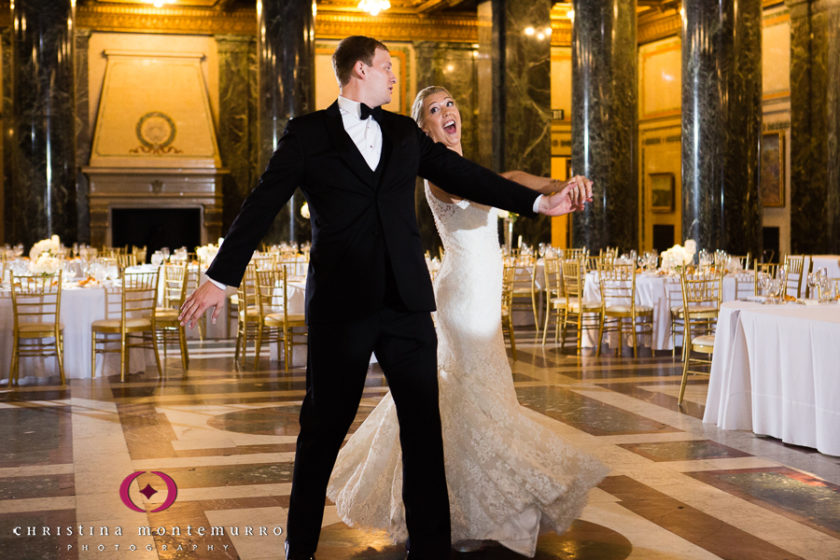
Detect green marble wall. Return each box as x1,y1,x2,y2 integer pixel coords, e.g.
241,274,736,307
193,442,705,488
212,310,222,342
478,0,553,246
257,0,315,245
680,0,762,256
571,0,638,253
788,0,840,253
216,35,259,236
6,0,78,247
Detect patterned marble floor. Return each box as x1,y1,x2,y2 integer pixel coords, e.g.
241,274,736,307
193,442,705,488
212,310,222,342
1,333,839,560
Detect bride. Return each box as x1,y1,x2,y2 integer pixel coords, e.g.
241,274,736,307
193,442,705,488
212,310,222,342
327,86,608,557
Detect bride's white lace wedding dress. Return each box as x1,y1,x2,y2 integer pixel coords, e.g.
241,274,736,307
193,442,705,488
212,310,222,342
326,183,609,557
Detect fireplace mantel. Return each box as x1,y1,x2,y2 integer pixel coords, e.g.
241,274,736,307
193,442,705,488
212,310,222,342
83,166,227,248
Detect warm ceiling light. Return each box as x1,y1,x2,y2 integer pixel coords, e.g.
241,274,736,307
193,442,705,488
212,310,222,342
524,26,535,36
358,0,390,16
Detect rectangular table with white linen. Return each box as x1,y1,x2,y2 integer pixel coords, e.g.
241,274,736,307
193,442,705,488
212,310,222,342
703,300,840,455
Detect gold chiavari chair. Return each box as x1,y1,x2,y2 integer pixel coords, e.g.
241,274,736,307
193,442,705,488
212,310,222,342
597,263,654,358
564,247,588,260
132,245,147,265
8,271,65,386
733,269,758,299
256,265,307,371
116,252,137,270
504,254,540,335
155,263,190,371
664,274,686,359
559,258,602,352
234,264,260,368
677,269,724,404
541,255,567,345
501,264,517,360
782,254,810,298
91,269,162,382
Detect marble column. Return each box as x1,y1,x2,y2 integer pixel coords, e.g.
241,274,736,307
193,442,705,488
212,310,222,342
74,29,92,244
477,0,552,245
216,35,258,235
789,0,840,253
571,0,638,252
681,0,762,255
7,0,77,248
257,0,315,244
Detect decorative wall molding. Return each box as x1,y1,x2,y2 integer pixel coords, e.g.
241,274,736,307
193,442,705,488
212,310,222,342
315,11,478,43
76,3,256,35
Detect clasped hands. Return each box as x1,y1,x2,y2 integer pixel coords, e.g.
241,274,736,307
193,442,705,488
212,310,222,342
538,175,594,216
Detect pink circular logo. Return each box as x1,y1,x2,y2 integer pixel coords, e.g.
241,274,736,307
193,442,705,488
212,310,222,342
119,471,178,512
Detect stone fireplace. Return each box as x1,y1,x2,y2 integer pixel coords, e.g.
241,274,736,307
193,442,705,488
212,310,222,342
83,50,226,249
84,167,224,249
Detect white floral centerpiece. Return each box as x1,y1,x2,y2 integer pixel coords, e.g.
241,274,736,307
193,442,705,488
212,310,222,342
28,235,63,275
196,238,224,267
660,239,697,272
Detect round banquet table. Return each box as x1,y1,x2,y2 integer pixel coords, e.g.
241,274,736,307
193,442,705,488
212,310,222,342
703,300,840,456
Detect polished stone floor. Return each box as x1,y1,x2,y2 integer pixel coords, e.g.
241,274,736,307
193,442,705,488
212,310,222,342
1,332,839,559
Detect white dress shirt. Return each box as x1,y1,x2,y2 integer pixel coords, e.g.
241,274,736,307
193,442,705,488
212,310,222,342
337,95,382,171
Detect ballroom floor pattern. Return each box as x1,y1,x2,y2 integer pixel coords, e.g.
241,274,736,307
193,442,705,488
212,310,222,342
1,335,839,560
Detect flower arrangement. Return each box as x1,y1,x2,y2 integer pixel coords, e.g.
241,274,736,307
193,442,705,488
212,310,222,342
196,238,224,266
28,235,63,275
660,239,697,272
29,235,61,261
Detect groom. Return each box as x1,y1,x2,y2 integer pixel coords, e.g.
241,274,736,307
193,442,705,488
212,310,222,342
179,36,591,560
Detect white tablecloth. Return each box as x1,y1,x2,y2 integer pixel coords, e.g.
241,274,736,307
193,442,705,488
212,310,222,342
580,272,737,350
0,285,150,382
703,300,840,456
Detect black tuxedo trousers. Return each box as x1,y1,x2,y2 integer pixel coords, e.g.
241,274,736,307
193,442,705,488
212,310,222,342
206,101,539,558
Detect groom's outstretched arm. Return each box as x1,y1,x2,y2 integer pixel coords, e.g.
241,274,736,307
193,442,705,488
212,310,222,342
415,125,590,216
416,128,538,216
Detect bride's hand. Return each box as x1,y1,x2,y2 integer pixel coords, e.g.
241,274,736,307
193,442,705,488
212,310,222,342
540,176,593,216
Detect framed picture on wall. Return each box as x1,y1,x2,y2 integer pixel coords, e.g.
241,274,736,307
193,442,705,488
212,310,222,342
650,172,675,212
760,131,785,207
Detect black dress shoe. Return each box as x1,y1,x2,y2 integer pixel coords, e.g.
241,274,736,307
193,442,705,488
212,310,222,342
284,541,314,560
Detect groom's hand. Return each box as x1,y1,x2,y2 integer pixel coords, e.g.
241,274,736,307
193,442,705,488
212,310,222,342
179,280,226,329
539,175,593,216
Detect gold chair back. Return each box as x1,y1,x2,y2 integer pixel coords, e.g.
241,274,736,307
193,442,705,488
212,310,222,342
597,263,653,357
8,271,65,386
782,254,810,298
91,269,162,381
501,263,517,360
156,263,190,371
560,258,602,352
677,270,723,404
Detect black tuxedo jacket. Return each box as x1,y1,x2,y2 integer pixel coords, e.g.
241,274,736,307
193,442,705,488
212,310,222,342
207,101,540,323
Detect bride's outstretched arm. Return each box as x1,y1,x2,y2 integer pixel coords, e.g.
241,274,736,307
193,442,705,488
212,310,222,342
500,170,565,195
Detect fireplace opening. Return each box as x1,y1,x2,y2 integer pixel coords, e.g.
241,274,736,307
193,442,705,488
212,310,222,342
111,208,202,262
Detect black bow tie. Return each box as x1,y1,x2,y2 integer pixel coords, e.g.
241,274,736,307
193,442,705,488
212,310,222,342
360,103,382,121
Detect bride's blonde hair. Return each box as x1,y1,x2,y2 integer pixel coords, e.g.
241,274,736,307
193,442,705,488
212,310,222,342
411,85,453,126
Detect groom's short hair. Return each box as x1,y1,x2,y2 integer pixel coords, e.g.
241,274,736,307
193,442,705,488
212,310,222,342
332,36,388,86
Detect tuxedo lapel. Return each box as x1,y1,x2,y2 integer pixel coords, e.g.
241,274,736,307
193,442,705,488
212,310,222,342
324,102,377,188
